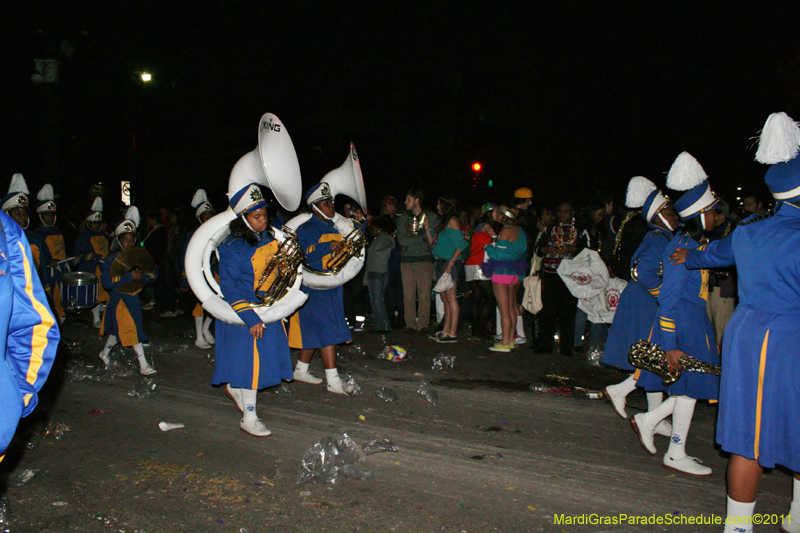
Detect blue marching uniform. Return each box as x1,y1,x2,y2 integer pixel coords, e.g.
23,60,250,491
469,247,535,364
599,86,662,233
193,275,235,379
684,203,800,471
602,224,671,370
288,216,353,349
211,231,292,390
24,229,54,300
99,251,157,346
75,230,111,303
637,232,720,400
0,212,59,455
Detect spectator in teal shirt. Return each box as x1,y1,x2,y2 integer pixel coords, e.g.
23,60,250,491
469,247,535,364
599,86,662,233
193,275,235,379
428,196,468,343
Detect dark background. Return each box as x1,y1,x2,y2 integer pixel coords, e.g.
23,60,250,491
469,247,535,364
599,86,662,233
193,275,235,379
3,2,800,218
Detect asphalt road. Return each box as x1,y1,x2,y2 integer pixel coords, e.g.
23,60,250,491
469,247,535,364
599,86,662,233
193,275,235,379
0,311,792,533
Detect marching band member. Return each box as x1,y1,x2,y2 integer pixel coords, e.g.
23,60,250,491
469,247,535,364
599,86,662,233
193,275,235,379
74,198,110,328
98,207,159,376
603,177,678,439
1,174,52,294
33,184,67,323
288,183,354,395
631,152,721,477
213,183,293,437
672,113,800,533
182,189,217,349
0,209,59,461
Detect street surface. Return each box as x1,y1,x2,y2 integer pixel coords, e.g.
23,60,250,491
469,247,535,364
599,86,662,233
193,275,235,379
0,309,792,533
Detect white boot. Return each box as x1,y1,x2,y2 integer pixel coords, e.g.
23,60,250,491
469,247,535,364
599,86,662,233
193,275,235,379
91,305,103,329
293,361,322,384
202,316,215,345
99,335,117,366
134,343,157,375
194,316,211,349
224,384,244,414
604,375,637,419
325,368,346,395
239,388,271,437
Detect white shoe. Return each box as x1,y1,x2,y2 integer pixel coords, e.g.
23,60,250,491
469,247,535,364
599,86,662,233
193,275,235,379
630,413,657,455
224,384,244,414
139,364,157,376
514,335,527,345
159,310,178,318
195,338,212,350
662,454,712,477
326,374,347,395
240,418,271,437
98,351,110,366
604,385,627,419
203,329,215,345
654,419,672,437
293,368,323,385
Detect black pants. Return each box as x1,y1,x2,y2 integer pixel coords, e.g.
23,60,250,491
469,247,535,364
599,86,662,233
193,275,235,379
537,272,577,355
469,280,496,338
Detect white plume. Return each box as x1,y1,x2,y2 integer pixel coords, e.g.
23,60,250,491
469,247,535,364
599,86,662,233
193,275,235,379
191,189,209,208
37,183,54,202
8,173,29,195
666,152,707,192
90,197,103,212
125,206,140,229
754,112,800,164
625,176,656,208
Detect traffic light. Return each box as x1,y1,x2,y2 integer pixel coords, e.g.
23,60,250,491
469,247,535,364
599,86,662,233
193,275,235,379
471,161,484,188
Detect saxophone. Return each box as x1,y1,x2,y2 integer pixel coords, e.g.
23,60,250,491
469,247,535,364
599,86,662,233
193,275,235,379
254,226,305,305
627,339,721,386
304,226,367,276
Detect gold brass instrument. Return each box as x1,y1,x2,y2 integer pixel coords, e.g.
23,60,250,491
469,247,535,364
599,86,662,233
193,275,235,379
254,226,304,305
110,248,154,295
628,339,721,386
407,212,427,235
630,259,663,282
303,226,367,276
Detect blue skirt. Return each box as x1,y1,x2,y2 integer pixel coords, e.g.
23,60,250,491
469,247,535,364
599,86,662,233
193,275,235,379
212,320,293,390
716,305,800,471
288,285,352,349
101,291,147,346
602,281,657,371
637,301,720,400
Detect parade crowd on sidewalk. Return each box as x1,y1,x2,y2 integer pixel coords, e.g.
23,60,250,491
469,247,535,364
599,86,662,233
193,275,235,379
1,111,799,533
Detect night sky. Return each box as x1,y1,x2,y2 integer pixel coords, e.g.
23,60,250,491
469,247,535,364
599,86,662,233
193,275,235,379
3,2,800,217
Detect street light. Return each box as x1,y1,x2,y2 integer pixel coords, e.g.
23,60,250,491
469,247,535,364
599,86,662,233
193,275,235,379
140,72,152,82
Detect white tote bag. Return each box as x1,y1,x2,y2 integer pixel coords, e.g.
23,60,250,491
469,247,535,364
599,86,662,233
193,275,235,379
433,272,455,293
521,255,543,314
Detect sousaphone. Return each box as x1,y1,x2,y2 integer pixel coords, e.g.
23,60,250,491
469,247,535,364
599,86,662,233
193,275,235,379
184,113,307,325
285,142,368,290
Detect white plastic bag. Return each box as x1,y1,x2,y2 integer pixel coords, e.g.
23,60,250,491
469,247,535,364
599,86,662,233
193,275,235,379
433,272,454,293
557,249,609,299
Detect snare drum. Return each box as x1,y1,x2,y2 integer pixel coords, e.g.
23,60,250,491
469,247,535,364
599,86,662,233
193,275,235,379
60,271,99,311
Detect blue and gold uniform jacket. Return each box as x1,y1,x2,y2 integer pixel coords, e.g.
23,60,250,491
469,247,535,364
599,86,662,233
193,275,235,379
218,230,280,328
298,215,345,272
24,229,53,296
35,225,67,262
75,230,110,273
0,211,59,455
631,224,672,298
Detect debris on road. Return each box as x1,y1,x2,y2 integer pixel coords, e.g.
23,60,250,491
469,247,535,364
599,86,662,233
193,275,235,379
416,380,439,406
374,386,398,402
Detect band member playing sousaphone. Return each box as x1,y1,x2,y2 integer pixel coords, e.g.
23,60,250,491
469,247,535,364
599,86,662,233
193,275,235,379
289,182,360,394
98,206,159,375
212,183,294,437
75,197,110,328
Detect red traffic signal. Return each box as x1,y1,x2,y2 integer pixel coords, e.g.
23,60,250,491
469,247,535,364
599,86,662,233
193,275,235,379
471,162,483,172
